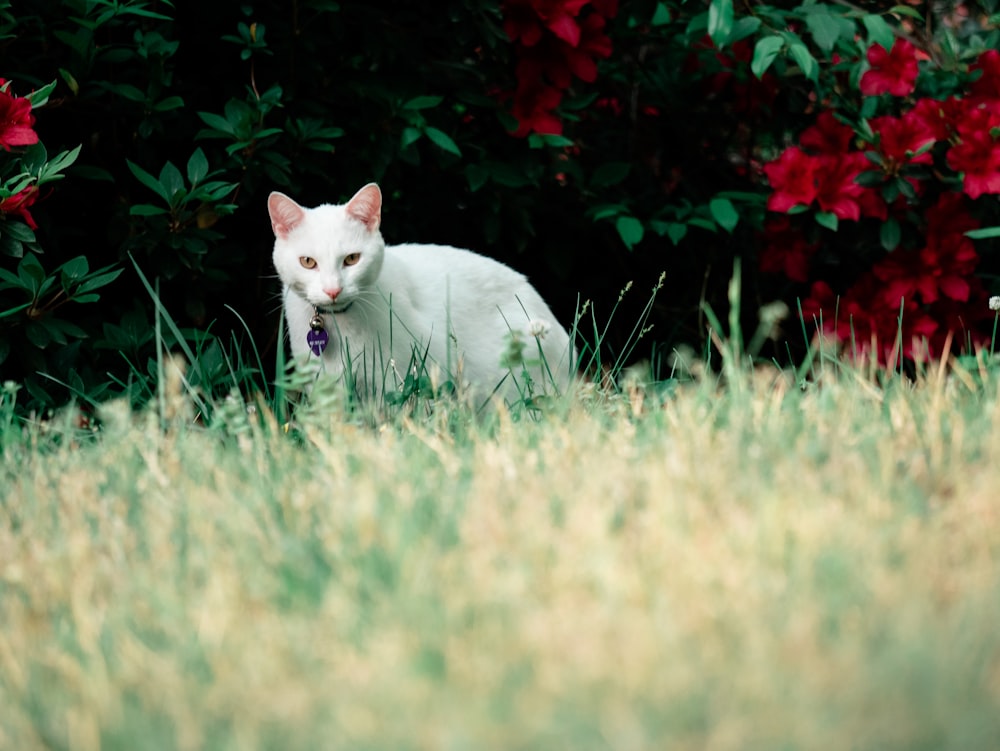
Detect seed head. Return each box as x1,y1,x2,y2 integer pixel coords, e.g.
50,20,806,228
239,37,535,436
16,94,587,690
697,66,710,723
527,319,551,339
990,296,1000,312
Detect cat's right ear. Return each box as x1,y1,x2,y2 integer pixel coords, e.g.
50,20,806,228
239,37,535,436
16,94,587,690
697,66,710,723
268,192,306,239
345,183,382,232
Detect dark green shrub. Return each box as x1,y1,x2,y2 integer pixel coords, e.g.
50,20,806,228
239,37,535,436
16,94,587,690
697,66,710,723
1,0,998,418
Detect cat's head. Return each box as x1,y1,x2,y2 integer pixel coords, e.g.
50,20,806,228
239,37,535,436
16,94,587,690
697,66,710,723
268,183,386,313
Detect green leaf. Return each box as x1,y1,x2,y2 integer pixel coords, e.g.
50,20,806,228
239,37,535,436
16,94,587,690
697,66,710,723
187,148,209,186
423,127,462,157
25,321,51,349
117,5,172,20
400,127,422,150
652,2,671,25
965,227,1000,240
197,111,236,135
465,164,489,192
46,317,87,339
38,145,82,184
127,160,170,204
708,0,734,47
2,221,35,244
403,95,444,110
855,170,885,187
667,223,688,245
154,95,185,112
591,162,631,188
896,176,917,201
687,217,718,233
159,161,186,205
890,5,923,20
650,220,688,245
729,16,762,44
18,253,46,290
616,216,645,250
106,83,146,102
0,241,24,264
815,211,839,231
26,80,58,108
804,10,854,53
590,203,629,221
862,15,895,51
751,36,784,79
789,42,819,82
58,68,79,96
76,268,123,294
0,302,30,321
130,204,170,216
880,218,901,251
60,256,89,287
527,134,575,148
486,162,531,188
709,197,739,233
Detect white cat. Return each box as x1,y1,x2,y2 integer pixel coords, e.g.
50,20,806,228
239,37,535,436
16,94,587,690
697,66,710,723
268,183,574,404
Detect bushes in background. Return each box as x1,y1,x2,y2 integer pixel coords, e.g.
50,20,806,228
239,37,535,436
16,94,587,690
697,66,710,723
1,0,999,415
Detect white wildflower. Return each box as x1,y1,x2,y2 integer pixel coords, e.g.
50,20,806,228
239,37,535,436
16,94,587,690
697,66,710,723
990,296,1000,312
759,300,790,326
527,319,551,339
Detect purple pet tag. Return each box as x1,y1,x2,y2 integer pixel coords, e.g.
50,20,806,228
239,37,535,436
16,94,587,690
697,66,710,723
307,328,329,356
307,311,329,356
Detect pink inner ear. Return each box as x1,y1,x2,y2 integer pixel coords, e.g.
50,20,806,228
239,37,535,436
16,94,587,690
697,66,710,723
268,193,305,239
346,185,382,231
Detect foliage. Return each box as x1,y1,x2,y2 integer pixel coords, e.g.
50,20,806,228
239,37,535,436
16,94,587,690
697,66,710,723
0,76,121,400
749,8,1000,365
1,0,1000,415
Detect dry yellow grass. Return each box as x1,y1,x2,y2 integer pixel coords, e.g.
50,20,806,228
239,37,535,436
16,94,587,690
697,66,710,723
1,366,999,750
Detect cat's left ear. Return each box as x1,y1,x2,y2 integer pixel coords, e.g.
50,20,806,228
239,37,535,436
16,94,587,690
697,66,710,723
346,183,382,232
268,192,306,239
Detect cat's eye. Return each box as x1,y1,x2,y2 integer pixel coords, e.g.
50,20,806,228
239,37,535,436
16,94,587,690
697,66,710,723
299,256,317,269
343,253,361,267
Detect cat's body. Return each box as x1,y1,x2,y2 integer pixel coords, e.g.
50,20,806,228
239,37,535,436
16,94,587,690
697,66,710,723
269,184,574,403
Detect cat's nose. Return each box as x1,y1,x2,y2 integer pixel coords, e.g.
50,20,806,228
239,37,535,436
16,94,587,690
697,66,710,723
323,286,342,301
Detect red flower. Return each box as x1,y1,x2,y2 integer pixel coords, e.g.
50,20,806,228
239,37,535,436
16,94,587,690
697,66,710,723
500,1,617,138
910,96,964,142
758,216,817,283
764,146,818,212
970,48,1000,100
860,39,920,97
945,101,1000,199
814,152,884,221
926,287,991,358
803,275,939,364
561,11,613,82
502,0,590,47
0,185,39,229
870,111,937,173
872,242,977,306
510,82,564,136
590,0,618,17
0,82,39,151
799,111,854,155
515,11,612,88
925,191,978,244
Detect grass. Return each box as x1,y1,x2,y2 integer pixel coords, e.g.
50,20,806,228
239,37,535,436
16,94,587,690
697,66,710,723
2,350,1000,749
